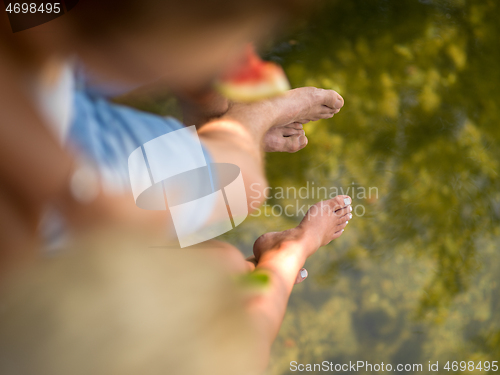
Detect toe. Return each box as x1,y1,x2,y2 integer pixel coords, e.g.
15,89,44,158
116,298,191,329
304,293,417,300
283,134,308,153
320,89,343,110
331,229,345,240
282,128,305,137
333,212,351,229
285,122,304,130
295,268,308,284
319,113,335,120
332,195,351,211
336,219,349,232
338,212,353,224
335,205,352,219
334,94,344,110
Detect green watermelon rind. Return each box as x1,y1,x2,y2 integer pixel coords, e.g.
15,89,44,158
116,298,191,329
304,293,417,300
217,67,291,102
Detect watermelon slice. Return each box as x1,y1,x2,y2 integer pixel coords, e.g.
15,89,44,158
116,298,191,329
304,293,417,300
217,44,291,102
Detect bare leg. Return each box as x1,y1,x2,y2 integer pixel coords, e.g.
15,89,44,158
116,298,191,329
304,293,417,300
190,196,352,370
249,195,352,359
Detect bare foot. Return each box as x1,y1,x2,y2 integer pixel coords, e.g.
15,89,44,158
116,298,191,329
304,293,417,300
298,195,352,251
218,86,343,154
263,87,344,152
253,195,352,261
263,122,308,153
274,87,344,124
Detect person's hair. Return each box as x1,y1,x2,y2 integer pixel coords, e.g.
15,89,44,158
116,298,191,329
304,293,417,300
67,0,317,40
0,234,259,375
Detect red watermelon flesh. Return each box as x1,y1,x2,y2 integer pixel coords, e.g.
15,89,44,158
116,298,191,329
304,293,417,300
217,45,290,102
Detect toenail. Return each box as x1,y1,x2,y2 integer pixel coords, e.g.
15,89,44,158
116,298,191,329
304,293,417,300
348,206,352,212
300,269,308,278
341,229,344,233
349,213,353,219
335,96,343,109
344,198,351,205
346,221,349,224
